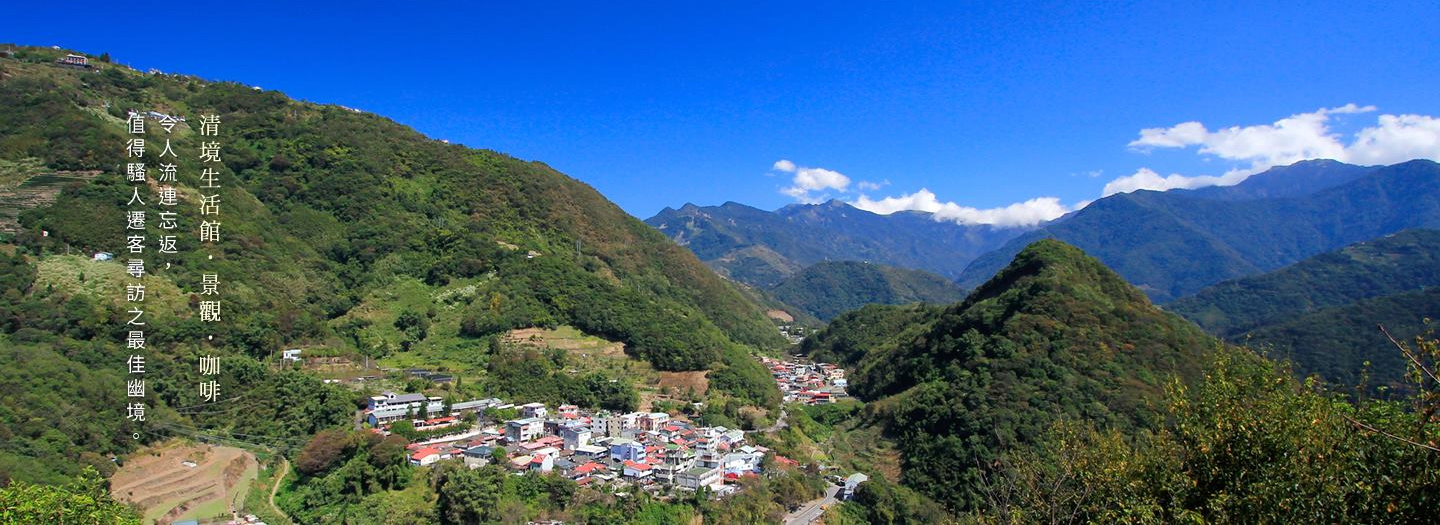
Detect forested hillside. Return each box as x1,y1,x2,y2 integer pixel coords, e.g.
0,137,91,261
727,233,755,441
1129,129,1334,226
804,239,1218,510
1168,229,1440,392
806,240,1440,522
0,46,781,486
767,261,965,321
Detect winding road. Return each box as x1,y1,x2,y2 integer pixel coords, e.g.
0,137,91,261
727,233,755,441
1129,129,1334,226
784,483,841,525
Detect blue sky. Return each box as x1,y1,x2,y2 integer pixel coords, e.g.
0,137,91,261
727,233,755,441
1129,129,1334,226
7,1,1439,224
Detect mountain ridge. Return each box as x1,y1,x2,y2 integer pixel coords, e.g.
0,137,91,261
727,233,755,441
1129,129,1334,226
803,239,1219,510
1166,228,1440,391
646,198,1027,288
958,159,1440,301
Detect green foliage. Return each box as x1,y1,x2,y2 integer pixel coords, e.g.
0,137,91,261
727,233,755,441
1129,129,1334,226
966,347,1440,523
846,476,951,525
394,309,431,342
801,303,945,366
281,430,411,523
0,48,795,505
0,338,137,484
707,344,783,410
1169,229,1440,335
801,399,863,428
1168,229,1440,392
431,463,576,525
388,420,417,441
484,347,640,411
768,261,967,321
694,471,821,524
0,467,142,524
810,240,1218,511
0,48,782,376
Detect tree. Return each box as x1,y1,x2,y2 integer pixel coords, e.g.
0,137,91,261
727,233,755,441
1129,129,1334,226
395,309,430,342
390,420,417,440
0,467,142,524
436,464,505,524
295,428,351,477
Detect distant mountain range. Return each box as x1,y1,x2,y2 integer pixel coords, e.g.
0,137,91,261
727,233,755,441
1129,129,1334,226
958,159,1440,302
650,159,1440,307
1167,229,1440,392
645,199,1025,288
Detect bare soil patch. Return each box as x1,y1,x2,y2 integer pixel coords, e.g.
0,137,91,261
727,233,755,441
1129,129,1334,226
111,442,257,524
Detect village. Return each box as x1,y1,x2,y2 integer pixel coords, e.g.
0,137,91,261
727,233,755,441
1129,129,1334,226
349,353,860,503
759,355,850,405
366,393,776,497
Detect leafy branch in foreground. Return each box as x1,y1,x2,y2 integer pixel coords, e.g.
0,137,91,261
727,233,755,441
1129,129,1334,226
1348,324,1440,453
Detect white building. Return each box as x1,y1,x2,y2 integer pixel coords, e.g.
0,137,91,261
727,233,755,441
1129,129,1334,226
506,417,544,443
561,426,592,450
640,412,670,431
520,402,548,419
678,465,723,490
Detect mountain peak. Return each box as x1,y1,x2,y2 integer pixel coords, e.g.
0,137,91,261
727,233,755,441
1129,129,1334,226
961,238,1150,314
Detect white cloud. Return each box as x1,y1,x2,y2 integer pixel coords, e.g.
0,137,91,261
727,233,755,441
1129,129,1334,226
857,179,889,191
792,167,850,192
850,189,946,215
773,160,851,203
850,189,1077,228
1101,168,1249,196
1109,104,1440,195
1348,114,1440,165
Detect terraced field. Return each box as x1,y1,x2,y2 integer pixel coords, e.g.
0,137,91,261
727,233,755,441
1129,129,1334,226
111,442,258,524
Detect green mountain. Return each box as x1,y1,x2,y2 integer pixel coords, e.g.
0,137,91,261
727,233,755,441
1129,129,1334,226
1167,229,1440,391
802,239,1218,510
1242,287,1440,393
645,199,1025,288
958,159,1440,302
0,46,783,483
767,261,966,321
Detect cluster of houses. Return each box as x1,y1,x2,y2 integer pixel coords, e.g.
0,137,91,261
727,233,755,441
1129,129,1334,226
760,356,849,405
777,324,807,345
362,393,775,493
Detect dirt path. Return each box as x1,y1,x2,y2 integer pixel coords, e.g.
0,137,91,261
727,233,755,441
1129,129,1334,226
268,457,293,524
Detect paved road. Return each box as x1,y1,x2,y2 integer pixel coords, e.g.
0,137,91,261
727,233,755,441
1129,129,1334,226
784,483,840,525
749,408,789,434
